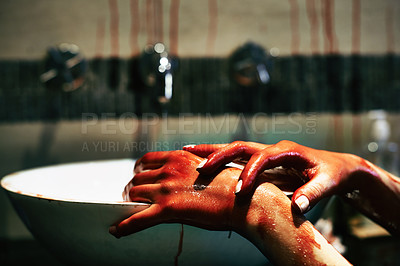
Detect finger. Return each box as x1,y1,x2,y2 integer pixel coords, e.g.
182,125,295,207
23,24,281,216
183,144,228,157
237,144,309,195
198,141,263,174
134,151,171,173
110,204,163,238
126,184,160,203
291,172,337,214
122,170,164,201
123,180,134,201
130,169,164,186
258,168,305,194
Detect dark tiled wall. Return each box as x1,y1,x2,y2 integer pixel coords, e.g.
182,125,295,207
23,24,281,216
0,55,399,121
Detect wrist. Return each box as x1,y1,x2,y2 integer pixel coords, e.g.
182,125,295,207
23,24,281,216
345,155,381,190
232,181,351,265
336,153,377,192
231,182,293,250
341,156,400,236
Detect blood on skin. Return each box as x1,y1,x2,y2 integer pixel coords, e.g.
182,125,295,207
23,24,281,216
250,182,325,265
345,162,400,236
293,221,325,265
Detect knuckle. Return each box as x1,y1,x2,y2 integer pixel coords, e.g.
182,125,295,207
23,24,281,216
231,140,246,148
160,181,174,195
170,149,191,160
252,150,266,161
158,170,168,180
160,165,175,178
169,150,180,158
141,152,153,160
171,149,184,156
274,140,306,155
307,185,322,199
138,152,154,165
301,181,328,202
276,140,297,149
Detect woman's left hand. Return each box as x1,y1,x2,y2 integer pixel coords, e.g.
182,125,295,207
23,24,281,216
109,150,241,238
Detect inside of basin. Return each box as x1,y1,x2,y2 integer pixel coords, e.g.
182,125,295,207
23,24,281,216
1,159,142,204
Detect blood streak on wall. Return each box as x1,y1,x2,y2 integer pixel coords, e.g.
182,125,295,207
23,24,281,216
385,4,395,54
95,16,106,58
306,0,320,55
321,0,339,54
206,0,218,56
154,0,164,43
130,0,140,56
109,0,120,57
169,0,180,56
146,0,155,45
351,0,361,54
288,0,300,55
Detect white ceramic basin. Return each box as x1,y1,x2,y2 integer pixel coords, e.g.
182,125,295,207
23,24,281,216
1,159,267,265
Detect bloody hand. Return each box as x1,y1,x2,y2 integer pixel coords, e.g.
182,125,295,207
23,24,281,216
184,140,366,214
110,150,241,238
109,148,353,264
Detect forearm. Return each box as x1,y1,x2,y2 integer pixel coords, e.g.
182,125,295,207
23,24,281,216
342,157,400,236
232,182,350,265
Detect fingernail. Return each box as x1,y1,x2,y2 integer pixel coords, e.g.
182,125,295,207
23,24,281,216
122,191,129,202
197,159,208,169
183,144,196,149
295,195,310,213
235,179,243,194
109,226,118,237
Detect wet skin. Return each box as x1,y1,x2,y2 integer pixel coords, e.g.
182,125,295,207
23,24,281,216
184,140,400,236
110,150,350,265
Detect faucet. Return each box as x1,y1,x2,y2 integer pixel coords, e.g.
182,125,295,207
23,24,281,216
139,43,176,114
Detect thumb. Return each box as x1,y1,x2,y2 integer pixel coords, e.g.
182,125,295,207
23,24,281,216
292,173,336,214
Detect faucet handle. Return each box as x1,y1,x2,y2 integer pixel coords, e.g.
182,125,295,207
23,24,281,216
40,43,87,92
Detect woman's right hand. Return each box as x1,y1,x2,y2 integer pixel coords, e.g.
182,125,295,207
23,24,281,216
185,140,359,213
184,140,400,236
